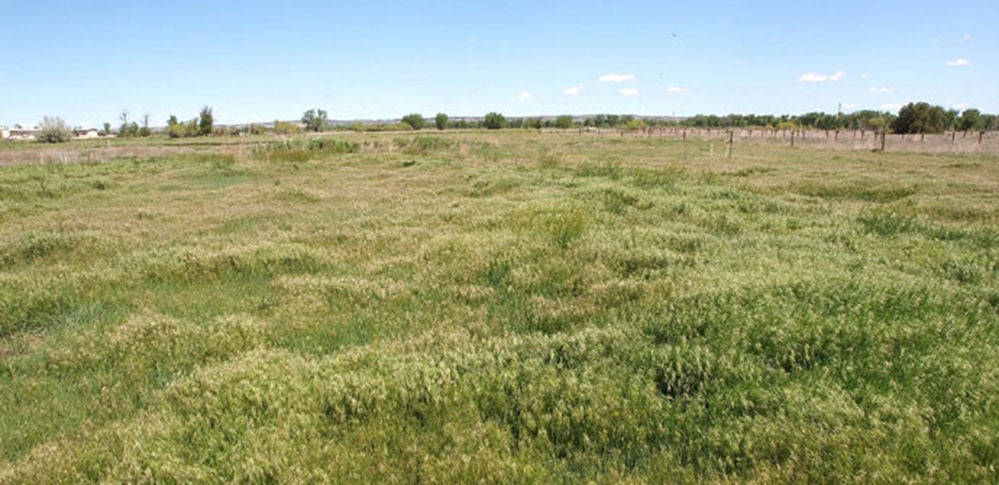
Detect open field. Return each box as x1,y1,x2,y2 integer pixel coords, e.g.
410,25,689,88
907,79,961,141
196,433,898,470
1,131,998,482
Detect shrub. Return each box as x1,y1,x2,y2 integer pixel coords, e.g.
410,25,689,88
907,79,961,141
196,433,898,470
484,112,506,130
274,120,302,135
401,113,426,130
302,109,328,132
36,116,74,143
435,113,449,130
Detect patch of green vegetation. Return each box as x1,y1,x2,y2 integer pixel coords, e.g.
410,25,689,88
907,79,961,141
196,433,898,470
1,131,998,482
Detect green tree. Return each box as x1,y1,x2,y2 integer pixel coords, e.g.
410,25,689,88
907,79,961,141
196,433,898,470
956,109,982,132
982,114,999,131
554,115,574,129
101,122,112,136
401,113,426,130
36,116,74,143
302,108,328,132
139,113,152,137
166,115,185,138
892,102,947,134
525,117,543,130
434,113,449,130
118,110,131,138
625,118,647,132
198,106,214,136
483,112,506,130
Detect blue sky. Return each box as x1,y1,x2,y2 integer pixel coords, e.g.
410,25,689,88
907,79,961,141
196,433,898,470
2,1,996,127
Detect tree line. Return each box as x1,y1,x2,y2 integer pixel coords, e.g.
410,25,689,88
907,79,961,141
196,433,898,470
21,101,997,144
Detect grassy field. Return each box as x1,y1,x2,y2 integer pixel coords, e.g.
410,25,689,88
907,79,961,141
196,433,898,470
1,131,997,482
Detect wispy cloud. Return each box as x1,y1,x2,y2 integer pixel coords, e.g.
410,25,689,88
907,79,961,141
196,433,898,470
869,86,892,94
860,73,871,80
963,34,972,41
946,58,971,67
562,84,584,96
666,85,690,93
880,103,903,112
952,102,969,110
841,103,858,110
618,88,639,96
599,73,636,83
797,70,845,83
517,91,534,101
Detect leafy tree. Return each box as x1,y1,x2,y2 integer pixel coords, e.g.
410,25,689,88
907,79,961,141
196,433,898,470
401,113,426,130
865,117,887,132
554,115,574,129
198,106,214,136
139,113,152,137
956,109,983,132
101,122,112,136
302,108,328,132
892,102,947,134
983,114,999,131
434,113,449,130
118,110,131,138
36,116,74,143
525,117,543,130
483,112,506,130
625,118,647,131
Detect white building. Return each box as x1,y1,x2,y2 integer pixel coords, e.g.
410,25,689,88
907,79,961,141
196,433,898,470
4,124,40,140
74,128,100,139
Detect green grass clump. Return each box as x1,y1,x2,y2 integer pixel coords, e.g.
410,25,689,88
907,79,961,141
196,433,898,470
1,131,998,482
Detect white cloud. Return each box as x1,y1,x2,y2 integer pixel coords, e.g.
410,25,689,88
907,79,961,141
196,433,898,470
666,85,690,93
798,70,845,82
842,103,858,110
946,58,971,67
618,88,639,96
952,102,969,110
963,34,972,41
599,73,636,83
517,91,534,101
880,103,903,112
562,84,584,96
869,86,892,94
860,73,871,80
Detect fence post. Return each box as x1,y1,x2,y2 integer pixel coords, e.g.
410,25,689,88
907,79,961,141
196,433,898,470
727,130,734,159
980,131,985,144
790,130,795,147
880,131,887,152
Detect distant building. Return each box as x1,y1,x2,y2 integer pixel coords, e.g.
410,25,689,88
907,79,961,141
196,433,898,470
74,128,100,139
5,124,40,140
